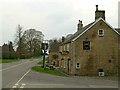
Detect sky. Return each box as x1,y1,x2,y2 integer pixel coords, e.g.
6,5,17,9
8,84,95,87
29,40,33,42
0,0,119,46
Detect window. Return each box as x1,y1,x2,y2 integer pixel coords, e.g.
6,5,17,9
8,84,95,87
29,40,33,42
59,46,62,52
66,44,70,51
76,63,80,69
83,41,90,50
98,29,104,36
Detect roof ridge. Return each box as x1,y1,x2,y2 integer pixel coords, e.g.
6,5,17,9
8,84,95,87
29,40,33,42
63,17,119,44
64,21,95,44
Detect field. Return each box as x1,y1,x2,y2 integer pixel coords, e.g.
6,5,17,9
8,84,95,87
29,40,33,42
0,59,18,63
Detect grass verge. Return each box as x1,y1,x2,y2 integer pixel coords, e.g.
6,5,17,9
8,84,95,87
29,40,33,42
0,59,18,63
32,66,67,77
38,60,43,64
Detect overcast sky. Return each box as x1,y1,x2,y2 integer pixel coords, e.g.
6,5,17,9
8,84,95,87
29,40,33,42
0,0,119,46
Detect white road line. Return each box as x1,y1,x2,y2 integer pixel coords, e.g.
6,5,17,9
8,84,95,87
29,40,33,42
0,61,30,71
12,85,17,88
20,83,26,88
15,83,19,86
22,83,26,86
16,69,31,84
12,69,30,88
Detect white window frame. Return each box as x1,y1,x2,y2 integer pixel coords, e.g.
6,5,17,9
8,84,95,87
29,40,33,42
98,29,104,36
76,63,80,69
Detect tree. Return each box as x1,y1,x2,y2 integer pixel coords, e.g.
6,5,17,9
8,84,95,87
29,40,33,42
8,41,16,59
33,38,41,56
14,25,23,58
2,41,16,59
22,29,44,57
0,46,2,59
2,43,9,59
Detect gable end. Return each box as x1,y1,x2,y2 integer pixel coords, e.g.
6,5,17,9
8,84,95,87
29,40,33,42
72,18,120,41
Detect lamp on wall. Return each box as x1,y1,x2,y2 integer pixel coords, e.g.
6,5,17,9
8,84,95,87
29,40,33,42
83,37,90,50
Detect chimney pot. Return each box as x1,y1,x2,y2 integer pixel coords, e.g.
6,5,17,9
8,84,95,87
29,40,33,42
95,5,105,20
77,20,83,31
96,5,98,11
62,36,65,42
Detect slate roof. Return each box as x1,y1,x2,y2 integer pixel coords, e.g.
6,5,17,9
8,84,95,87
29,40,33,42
61,18,120,45
115,28,120,34
64,22,95,44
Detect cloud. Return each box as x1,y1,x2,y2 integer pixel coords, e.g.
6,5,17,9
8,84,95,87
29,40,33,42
0,0,119,45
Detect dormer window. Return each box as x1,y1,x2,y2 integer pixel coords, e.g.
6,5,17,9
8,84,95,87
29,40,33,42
98,29,104,36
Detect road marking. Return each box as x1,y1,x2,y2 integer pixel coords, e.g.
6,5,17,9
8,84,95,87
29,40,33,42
16,69,31,84
15,83,19,86
22,83,26,86
12,85,17,88
20,83,26,88
12,69,30,88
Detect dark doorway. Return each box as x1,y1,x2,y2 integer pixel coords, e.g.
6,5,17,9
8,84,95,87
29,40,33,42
68,59,71,73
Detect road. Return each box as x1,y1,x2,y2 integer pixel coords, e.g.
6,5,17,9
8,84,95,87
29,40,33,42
1,58,118,89
17,70,118,88
2,58,40,88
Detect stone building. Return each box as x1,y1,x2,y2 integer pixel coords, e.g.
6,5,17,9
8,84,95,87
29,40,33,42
59,5,120,76
48,39,59,66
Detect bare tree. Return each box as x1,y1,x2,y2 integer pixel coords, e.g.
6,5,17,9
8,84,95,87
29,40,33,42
14,25,23,58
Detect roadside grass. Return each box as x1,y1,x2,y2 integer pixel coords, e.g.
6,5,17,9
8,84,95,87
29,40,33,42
0,59,18,63
29,57,35,61
32,66,67,77
38,60,43,64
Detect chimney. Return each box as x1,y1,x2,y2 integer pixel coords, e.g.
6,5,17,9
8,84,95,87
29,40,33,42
62,36,65,42
95,5,105,20
96,5,98,11
77,20,83,31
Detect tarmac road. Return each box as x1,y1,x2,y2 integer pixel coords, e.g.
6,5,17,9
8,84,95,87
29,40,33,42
1,58,41,88
17,70,118,88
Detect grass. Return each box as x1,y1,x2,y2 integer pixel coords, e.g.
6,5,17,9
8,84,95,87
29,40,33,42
32,66,67,77
0,59,18,63
38,60,43,64
29,57,35,61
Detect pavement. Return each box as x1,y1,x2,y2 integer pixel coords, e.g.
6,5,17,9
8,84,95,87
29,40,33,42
1,58,118,89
